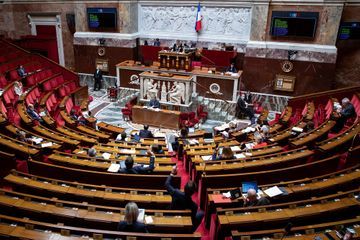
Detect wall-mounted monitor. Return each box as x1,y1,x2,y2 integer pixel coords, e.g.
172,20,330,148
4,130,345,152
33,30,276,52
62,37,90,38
87,8,117,30
338,22,360,40
270,11,319,38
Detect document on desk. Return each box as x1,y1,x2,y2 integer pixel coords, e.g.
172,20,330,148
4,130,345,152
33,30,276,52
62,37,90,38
235,153,246,159
201,155,212,161
120,149,136,154
41,142,53,148
102,152,111,160
138,209,145,222
212,194,232,203
107,163,120,172
264,186,283,197
145,215,153,224
230,146,241,152
32,137,44,144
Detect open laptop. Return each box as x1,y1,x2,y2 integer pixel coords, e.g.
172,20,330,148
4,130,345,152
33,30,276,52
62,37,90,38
241,181,258,193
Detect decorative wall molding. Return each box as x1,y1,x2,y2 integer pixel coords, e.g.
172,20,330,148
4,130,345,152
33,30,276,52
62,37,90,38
73,32,139,47
138,5,252,42
246,41,338,63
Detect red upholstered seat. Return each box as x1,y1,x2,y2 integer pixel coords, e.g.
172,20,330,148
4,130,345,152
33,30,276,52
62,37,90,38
197,105,208,121
188,111,199,127
179,112,189,128
0,75,7,88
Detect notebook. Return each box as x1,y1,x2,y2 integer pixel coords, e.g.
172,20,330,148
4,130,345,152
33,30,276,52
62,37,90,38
241,181,258,193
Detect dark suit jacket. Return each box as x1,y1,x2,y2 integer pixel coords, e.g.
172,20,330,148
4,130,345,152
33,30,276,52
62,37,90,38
118,156,155,174
149,99,160,108
226,66,237,73
117,221,148,233
165,175,198,219
341,103,356,119
26,108,41,121
94,69,103,80
139,129,153,138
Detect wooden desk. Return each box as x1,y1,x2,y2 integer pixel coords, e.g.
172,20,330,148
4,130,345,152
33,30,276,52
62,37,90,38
158,50,194,70
132,106,181,129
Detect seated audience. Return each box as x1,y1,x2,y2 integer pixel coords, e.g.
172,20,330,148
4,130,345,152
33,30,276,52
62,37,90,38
14,81,23,97
17,65,26,78
87,147,97,157
70,109,86,125
226,62,237,73
332,98,356,133
116,132,128,142
149,95,160,108
153,38,161,47
118,151,155,174
243,188,270,207
139,125,153,138
298,121,315,138
236,93,255,124
212,146,234,160
165,166,204,232
15,129,32,144
26,104,42,122
151,144,164,154
117,202,148,233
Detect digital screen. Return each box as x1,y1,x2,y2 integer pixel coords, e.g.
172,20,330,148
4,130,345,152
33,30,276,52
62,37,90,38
87,8,117,29
270,11,319,38
338,22,360,40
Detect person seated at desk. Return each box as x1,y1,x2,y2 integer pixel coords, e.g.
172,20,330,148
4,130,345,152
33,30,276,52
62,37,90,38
226,62,237,73
149,95,160,109
165,166,204,232
243,188,270,207
70,109,86,125
17,65,27,78
14,81,23,97
118,153,155,174
332,98,356,133
15,129,32,144
117,202,148,233
116,132,128,142
236,93,255,124
153,38,161,47
139,125,153,138
151,144,164,154
26,104,43,122
172,40,183,52
212,146,234,160
87,147,97,157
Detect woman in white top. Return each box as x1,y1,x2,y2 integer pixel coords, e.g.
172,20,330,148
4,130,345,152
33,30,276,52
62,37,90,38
14,81,23,97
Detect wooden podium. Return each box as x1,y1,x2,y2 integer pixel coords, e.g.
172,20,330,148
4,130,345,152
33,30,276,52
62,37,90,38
132,106,181,129
158,50,194,70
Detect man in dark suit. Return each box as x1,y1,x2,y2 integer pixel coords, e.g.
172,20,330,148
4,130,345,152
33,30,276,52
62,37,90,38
243,188,270,207
26,104,43,122
226,62,237,73
118,152,155,174
149,95,160,108
172,40,183,52
139,125,153,138
165,166,204,232
93,67,103,91
17,65,27,78
332,98,356,133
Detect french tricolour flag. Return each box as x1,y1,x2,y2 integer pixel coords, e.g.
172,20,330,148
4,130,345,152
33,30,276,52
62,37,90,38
195,3,202,32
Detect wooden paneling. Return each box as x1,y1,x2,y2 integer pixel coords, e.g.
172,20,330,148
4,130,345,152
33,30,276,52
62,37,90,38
74,45,137,75
242,56,335,96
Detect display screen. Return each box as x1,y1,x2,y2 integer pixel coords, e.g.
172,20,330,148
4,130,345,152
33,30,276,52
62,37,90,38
270,11,319,38
87,8,117,29
338,22,360,40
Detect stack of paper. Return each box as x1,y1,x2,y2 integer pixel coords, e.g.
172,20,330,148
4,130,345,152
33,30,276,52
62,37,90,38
32,137,44,144
41,142,53,148
107,164,120,172
145,216,153,224
137,209,145,222
230,146,241,152
120,149,136,154
264,186,283,197
102,152,111,160
201,155,212,161
235,153,246,159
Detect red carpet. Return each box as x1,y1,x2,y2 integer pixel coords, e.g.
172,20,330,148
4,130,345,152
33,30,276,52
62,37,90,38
172,155,210,240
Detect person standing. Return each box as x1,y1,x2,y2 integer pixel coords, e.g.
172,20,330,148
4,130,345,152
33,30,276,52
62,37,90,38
93,67,103,91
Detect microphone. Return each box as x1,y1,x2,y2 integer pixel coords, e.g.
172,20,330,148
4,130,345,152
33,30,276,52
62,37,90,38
280,222,293,240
